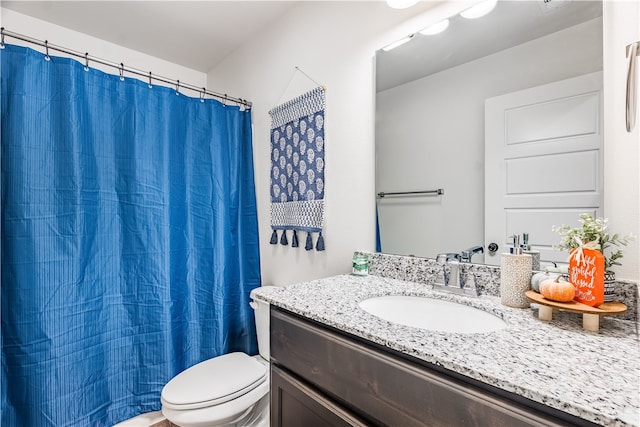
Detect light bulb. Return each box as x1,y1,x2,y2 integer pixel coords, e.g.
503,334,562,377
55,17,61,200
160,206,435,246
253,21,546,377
386,0,419,10
419,19,450,36
460,0,498,19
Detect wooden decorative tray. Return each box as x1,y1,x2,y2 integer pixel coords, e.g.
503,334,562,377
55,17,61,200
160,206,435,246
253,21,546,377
525,290,627,332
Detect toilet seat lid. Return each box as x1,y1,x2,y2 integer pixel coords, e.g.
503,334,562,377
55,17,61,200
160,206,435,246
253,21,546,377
161,352,267,409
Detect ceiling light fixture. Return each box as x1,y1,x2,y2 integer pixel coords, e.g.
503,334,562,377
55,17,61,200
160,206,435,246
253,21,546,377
460,0,498,19
382,35,414,52
419,19,450,36
386,0,419,10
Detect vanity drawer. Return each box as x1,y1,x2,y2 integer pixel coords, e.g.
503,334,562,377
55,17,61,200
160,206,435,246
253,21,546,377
270,307,587,427
271,364,369,427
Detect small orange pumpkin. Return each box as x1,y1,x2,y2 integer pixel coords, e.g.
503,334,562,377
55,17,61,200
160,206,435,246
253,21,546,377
539,276,575,302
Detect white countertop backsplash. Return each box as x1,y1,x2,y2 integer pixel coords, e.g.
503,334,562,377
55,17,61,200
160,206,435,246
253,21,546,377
253,254,640,426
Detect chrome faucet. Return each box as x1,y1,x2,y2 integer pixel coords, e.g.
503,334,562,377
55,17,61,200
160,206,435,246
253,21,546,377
434,252,477,296
435,253,461,289
460,245,484,263
435,252,460,263
445,260,461,288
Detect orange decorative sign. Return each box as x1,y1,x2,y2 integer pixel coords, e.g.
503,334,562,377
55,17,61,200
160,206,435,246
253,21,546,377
569,248,605,307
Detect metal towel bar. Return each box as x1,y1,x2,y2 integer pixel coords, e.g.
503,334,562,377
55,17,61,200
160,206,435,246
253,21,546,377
377,189,444,198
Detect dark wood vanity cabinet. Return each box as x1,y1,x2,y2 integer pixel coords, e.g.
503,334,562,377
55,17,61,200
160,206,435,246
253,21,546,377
271,364,369,427
270,307,597,427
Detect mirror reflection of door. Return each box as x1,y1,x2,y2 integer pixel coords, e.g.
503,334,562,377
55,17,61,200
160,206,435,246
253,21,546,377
375,0,602,263
484,72,604,266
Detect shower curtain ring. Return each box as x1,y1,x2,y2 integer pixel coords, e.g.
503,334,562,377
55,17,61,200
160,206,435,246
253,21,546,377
1,27,5,49
84,53,89,71
119,63,124,81
200,88,206,103
44,40,50,61
175,80,180,95
148,71,152,89
224,94,228,106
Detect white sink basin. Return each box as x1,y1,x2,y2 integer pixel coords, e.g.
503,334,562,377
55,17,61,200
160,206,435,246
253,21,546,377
358,295,507,334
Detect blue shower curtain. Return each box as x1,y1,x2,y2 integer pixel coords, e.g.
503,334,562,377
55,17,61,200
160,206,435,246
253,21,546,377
1,45,261,426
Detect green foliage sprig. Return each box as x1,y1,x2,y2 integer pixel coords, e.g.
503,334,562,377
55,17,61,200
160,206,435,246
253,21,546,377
553,213,634,270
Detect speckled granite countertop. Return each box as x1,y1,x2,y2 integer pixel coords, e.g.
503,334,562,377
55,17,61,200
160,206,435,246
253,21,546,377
252,274,640,427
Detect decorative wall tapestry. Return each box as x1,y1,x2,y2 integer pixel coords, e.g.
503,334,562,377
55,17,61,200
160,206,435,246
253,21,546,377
269,86,326,250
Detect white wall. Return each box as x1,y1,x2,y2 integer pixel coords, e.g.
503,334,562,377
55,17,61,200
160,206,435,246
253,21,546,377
4,1,636,284
0,9,207,92
376,18,602,261
1,3,439,288
211,0,639,285
207,1,440,286
603,0,640,282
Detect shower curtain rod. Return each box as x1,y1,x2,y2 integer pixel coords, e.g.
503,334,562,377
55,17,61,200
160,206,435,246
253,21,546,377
0,28,252,109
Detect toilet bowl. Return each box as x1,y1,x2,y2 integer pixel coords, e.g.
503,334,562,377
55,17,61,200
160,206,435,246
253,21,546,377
161,289,272,427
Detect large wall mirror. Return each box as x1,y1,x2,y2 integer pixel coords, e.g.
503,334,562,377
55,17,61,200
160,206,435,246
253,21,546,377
375,0,603,266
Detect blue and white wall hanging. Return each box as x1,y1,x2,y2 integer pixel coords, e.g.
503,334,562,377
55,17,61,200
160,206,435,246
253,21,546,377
269,86,326,251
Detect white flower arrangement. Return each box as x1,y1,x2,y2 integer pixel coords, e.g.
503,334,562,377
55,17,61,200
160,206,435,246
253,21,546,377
553,213,634,271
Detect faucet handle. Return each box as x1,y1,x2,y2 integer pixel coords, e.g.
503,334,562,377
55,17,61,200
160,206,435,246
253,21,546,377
436,252,460,264
447,260,460,288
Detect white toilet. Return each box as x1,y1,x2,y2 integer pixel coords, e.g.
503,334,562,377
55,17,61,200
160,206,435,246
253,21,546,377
161,289,272,427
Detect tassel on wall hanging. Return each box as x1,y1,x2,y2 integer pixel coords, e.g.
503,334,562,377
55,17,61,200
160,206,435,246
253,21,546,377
269,85,326,251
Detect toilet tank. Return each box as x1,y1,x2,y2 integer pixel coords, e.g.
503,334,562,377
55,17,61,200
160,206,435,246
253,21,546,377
249,288,273,361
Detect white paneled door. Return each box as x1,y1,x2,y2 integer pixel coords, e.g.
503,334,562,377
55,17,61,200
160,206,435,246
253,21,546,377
485,72,604,266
